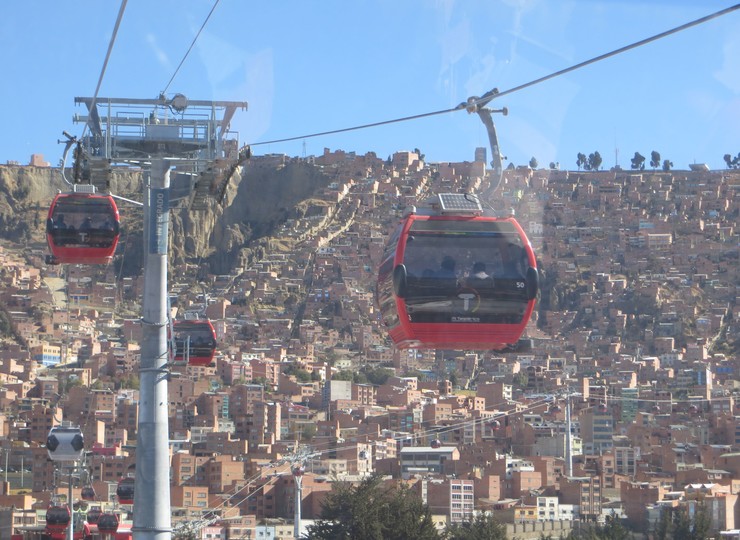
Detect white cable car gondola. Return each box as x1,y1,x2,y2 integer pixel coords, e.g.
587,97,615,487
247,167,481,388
47,425,85,461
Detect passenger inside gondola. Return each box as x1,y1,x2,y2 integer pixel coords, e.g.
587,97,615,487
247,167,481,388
471,261,490,279
492,236,527,278
467,262,495,291
54,214,70,229
436,255,457,278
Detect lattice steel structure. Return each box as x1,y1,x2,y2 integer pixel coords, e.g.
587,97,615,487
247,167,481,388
74,95,248,208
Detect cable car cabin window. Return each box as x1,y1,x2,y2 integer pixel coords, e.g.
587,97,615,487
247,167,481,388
381,221,404,263
402,220,531,324
49,197,118,248
377,256,400,329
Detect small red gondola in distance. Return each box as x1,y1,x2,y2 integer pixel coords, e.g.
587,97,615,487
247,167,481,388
377,193,538,350
81,486,96,501
86,506,102,524
97,512,120,534
116,476,135,505
46,185,120,265
45,504,71,533
173,319,217,366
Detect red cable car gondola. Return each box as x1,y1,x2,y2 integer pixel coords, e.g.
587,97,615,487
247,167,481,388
46,504,71,533
116,477,135,505
46,186,120,265
86,506,102,524
97,512,120,534
81,486,96,501
173,319,217,366
377,193,538,350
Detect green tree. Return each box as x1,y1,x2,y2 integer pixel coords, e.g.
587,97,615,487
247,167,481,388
332,366,392,385
529,157,538,169
630,152,646,170
251,376,271,389
653,504,712,540
587,151,603,171
304,475,440,540
672,505,693,540
283,362,312,382
723,152,740,168
300,423,317,441
563,515,629,539
445,512,506,539
662,159,673,171
63,377,84,394
691,503,712,540
513,371,528,389
576,153,587,171
598,514,630,540
362,366,393,385
332,370,355,382
650,150,661,170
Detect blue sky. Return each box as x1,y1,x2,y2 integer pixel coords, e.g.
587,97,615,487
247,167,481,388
1,1,738,170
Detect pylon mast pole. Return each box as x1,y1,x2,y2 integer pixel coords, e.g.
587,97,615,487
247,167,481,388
293,469,303,540
68,464,74,540
71,95,247,540
133,159,172,540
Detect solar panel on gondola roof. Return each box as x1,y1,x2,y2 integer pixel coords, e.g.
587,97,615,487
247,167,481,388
437,193,482,214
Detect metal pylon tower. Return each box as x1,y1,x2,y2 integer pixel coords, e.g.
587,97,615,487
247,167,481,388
267,443,319,539
73,94,247,540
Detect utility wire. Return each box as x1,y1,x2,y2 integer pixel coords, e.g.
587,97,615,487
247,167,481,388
161,0,221,96
250,3,740,148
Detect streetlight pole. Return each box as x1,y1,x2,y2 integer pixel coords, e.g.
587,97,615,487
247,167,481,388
132,159,172,540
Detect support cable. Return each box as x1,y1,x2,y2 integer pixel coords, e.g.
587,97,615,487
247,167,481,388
80,0,128,140
250,4,739,148
161,0,221,96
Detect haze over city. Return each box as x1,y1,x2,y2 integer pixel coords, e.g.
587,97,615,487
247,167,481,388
0,2,738,540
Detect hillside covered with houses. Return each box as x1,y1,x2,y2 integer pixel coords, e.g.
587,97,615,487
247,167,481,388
0,148,738,539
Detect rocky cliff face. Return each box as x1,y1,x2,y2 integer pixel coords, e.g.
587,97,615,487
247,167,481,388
172,159,334,274
0,159,333,275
